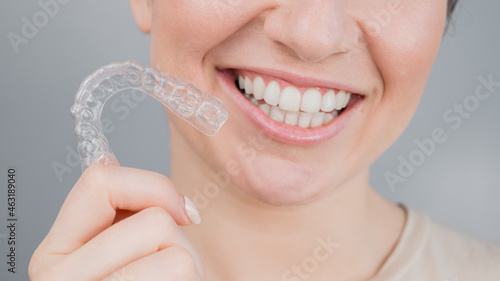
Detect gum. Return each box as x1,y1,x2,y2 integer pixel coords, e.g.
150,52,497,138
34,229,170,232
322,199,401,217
71,60,228,171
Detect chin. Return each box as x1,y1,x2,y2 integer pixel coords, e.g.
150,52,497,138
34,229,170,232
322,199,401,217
235,155,327,206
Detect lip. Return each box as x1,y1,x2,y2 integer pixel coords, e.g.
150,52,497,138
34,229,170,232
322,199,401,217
216,68,364,146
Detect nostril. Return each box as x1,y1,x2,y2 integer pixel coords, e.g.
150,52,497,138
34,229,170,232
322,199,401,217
294,45,335,63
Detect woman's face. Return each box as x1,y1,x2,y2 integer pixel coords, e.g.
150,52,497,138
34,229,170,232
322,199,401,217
132,0,448,205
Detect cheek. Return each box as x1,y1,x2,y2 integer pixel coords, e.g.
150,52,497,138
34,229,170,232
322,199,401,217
370,1,447,97
361,0,447,143
149,1,216,75
148,1,250,161
150,0,256,78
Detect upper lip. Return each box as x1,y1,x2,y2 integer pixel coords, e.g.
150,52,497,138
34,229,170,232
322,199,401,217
218,66,365,96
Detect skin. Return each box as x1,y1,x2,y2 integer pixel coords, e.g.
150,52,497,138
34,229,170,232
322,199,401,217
29,0,448,280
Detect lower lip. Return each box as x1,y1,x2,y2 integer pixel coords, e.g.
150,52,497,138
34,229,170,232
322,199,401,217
217,70,364,146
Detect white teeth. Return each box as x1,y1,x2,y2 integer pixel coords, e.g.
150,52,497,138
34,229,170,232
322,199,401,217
258,103,271,115
253,76,266,100
343,93,351,108
335,90,346,110
279,86,301,111
310,112,325,128
298,112,313,128
244,76,253,94
321,90,336,112
285,111,300,125
238,76,245,90
247,95,259,106
237,74,352,128
269,106,286,122
263,81,281,106
243,93,256,105
323,113,335,125
300,89,322,113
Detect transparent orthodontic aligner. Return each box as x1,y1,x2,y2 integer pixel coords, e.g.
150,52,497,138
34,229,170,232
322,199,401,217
71,60,228,171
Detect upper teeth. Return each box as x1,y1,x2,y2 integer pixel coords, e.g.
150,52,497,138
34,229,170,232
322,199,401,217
237,74,351,128
238,74,351,113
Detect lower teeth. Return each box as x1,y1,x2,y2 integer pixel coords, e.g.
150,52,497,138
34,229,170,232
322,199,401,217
242,92,340,128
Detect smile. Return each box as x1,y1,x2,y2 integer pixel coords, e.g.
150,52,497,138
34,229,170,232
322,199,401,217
236,72,351,128
217,68,364,145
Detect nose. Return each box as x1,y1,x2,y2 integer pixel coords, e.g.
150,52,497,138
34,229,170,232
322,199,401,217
264,0,347,62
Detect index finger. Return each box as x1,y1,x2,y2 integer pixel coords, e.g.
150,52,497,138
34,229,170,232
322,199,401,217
39,164,199,255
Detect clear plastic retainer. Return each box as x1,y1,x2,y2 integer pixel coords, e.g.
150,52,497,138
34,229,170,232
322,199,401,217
71,60,228,171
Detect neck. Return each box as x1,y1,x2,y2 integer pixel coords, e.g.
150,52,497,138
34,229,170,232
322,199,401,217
169,129,406,281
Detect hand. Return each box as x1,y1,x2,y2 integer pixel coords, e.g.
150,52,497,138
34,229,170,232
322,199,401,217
29,164,204,281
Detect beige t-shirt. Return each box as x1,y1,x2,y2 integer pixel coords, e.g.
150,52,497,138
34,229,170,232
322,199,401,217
370,208,500,281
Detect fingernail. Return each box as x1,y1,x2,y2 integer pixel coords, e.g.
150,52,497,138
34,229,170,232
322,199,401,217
183,195,201,224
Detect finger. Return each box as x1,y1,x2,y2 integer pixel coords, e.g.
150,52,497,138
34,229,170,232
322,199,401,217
102,246,202,281
54,207,203,281
40,165,198,255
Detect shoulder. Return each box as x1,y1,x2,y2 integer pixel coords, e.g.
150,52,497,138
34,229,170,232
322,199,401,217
424,215,500,279
373,208,500,281
408,209,500,280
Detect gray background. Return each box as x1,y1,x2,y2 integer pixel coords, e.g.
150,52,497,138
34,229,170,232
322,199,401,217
1,1,499,280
